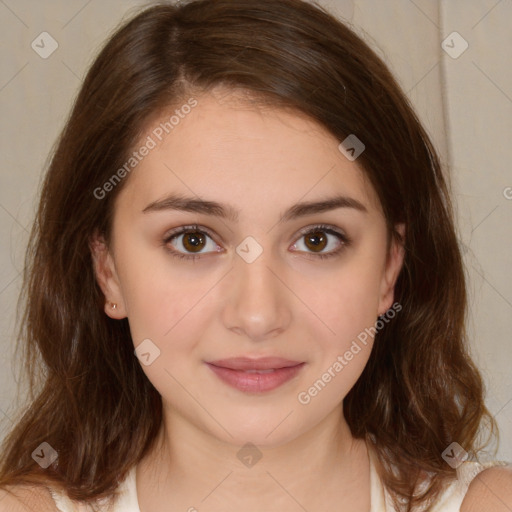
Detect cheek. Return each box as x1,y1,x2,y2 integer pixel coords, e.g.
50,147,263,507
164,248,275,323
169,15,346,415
115,237,212,349
121,257,216,402
307,262,383,349
295,272,380,411
123,272,213,352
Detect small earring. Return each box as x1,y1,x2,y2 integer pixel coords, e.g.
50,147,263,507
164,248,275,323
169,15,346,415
110,302,117,310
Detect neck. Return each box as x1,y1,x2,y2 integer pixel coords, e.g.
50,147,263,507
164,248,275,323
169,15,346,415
137,404,371,511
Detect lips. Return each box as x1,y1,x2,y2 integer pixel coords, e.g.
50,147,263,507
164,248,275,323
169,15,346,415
207,356,303,371
205,357,305,393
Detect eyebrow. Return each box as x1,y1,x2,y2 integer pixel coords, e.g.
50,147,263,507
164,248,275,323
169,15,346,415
142,193,368,222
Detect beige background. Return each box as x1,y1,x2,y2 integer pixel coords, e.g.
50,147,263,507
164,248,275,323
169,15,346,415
0,0,511,462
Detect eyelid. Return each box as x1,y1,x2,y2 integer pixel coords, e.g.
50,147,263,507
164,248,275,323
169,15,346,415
162,224,222,258
163,224,218,242
292,223,351,260
295,223,350,242
162,223,351,260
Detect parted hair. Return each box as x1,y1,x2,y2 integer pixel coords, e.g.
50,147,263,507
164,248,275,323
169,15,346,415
0,1,497,511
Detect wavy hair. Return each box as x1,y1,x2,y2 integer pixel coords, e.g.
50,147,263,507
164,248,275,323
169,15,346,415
0,1,497,510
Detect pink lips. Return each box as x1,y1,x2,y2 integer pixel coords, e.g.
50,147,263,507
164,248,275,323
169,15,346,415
205,357,305,393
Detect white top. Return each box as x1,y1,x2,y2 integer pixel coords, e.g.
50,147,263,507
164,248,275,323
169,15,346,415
47,448,508,511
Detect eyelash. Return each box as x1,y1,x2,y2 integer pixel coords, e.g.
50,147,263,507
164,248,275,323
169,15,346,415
162,223,352,262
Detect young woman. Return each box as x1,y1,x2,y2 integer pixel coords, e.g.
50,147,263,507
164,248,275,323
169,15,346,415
0,0,510,511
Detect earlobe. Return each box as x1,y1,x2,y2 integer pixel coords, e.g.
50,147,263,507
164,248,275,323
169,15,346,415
378,223,406,315
89,230,126,318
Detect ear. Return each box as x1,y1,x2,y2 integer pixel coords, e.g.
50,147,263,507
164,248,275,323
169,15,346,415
377,223,405,316
89,230,127,319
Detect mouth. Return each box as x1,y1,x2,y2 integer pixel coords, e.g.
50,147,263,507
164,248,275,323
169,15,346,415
205,357,305,393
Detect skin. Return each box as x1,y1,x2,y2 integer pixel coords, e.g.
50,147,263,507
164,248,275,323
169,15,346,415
90,87,405,512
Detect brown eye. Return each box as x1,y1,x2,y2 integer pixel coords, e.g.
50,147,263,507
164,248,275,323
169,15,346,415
163,223,351,263
163,225,220,261
181,231,207,253
292,224,351,260
304,231,328,253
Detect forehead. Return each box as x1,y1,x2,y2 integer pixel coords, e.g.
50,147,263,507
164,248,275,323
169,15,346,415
116,90,382,218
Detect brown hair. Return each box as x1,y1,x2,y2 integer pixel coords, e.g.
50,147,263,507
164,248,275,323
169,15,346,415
0,0,498,510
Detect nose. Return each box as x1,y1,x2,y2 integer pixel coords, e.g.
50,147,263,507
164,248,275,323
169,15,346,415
221,242,292,342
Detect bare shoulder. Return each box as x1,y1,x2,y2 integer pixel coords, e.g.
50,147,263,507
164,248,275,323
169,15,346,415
0,482,60,512
460,464,512,512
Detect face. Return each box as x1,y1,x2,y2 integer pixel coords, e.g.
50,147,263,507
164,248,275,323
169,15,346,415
91,88,405,448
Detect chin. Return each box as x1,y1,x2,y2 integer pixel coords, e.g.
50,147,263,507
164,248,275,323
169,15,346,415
202,406,308,449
